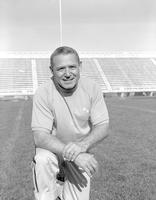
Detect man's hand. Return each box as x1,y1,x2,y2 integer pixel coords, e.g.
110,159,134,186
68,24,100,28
61,161,88,191
74,153,98,178
63,142,87,161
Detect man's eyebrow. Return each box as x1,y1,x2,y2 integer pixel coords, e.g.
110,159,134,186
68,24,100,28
57,65,66,68
57,64,77,68
69,65,77,67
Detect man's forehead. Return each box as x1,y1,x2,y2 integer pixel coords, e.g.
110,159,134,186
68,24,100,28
53,53,79,66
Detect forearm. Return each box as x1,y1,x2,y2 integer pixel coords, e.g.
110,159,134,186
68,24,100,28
78,122,109,152
33,130,65,156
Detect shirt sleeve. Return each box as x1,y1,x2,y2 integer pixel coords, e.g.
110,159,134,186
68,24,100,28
90,83,109,126
31,87,54,133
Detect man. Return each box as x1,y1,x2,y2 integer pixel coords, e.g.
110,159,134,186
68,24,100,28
31,46,109,200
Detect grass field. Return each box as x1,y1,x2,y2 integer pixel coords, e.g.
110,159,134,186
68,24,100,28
0,96,156,200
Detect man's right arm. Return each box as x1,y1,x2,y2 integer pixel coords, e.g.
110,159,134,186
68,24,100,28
32,85,65,156
33,130,66,156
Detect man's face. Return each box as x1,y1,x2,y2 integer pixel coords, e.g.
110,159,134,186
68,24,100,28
52,53,81,90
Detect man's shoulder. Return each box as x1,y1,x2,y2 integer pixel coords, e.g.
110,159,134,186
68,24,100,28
80,76,97,87
35,79,53,96
80,76,101,92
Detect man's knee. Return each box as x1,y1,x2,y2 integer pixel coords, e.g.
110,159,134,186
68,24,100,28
34,148,59,174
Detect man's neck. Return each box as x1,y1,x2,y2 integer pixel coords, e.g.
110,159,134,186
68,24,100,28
52,77,78,97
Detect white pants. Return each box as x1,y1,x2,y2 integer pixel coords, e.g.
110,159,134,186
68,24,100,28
32,148,90,200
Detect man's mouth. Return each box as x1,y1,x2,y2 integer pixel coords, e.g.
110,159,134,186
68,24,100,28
62,78,74,82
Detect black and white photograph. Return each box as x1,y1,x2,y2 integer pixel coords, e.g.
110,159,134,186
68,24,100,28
0,0,156,199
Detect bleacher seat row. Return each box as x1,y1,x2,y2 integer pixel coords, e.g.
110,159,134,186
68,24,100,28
0,57,156,95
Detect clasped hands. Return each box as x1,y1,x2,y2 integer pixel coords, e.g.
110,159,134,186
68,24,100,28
62,142,98,177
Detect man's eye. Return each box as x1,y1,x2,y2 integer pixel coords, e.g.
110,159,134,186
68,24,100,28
57,67,64,71
69,65,76,69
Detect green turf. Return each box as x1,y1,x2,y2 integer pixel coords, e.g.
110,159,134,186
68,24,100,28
0,96,156,200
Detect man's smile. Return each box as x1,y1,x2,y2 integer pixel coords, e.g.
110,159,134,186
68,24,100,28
62,77,75,82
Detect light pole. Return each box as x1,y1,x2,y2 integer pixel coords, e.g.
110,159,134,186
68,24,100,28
59,0,63,46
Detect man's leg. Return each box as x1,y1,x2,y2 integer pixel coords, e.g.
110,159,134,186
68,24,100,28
32,148,61,200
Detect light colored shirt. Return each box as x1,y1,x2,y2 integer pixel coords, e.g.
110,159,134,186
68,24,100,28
31,77,109,144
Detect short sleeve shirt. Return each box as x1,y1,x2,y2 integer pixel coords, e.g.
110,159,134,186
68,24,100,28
31,77,109,143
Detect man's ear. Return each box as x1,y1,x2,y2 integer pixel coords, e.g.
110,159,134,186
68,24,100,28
49,66,53,73
79,61,82,70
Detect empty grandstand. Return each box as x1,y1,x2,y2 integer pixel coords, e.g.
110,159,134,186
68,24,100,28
0,58,33,96
98,58,156,93
35,58,51,86
0,53,156,96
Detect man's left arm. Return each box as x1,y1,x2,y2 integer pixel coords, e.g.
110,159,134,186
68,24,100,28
78,122,109,152
63,122,109,161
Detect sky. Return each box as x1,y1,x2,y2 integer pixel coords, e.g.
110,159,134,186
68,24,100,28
0,0,156,52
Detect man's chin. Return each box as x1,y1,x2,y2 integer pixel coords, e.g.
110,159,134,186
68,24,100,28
61,85,76,90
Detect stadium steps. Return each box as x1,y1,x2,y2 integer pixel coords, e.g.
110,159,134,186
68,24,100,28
98,58,156,91
81,58,108,92
98,58,133,90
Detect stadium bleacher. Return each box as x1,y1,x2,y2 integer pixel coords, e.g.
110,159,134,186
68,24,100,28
116,58,156,86
0,58,33,95
98,58,156,92
98,58,133,90
35,58,51,86
0,55,156,96
81,58,108,92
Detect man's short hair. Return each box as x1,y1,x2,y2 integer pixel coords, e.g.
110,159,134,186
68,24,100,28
50,46,80,67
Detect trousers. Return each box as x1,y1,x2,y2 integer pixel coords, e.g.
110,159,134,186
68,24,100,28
32,148,90,200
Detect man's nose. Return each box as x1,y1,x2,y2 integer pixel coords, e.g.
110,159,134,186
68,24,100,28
64,67,71,77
